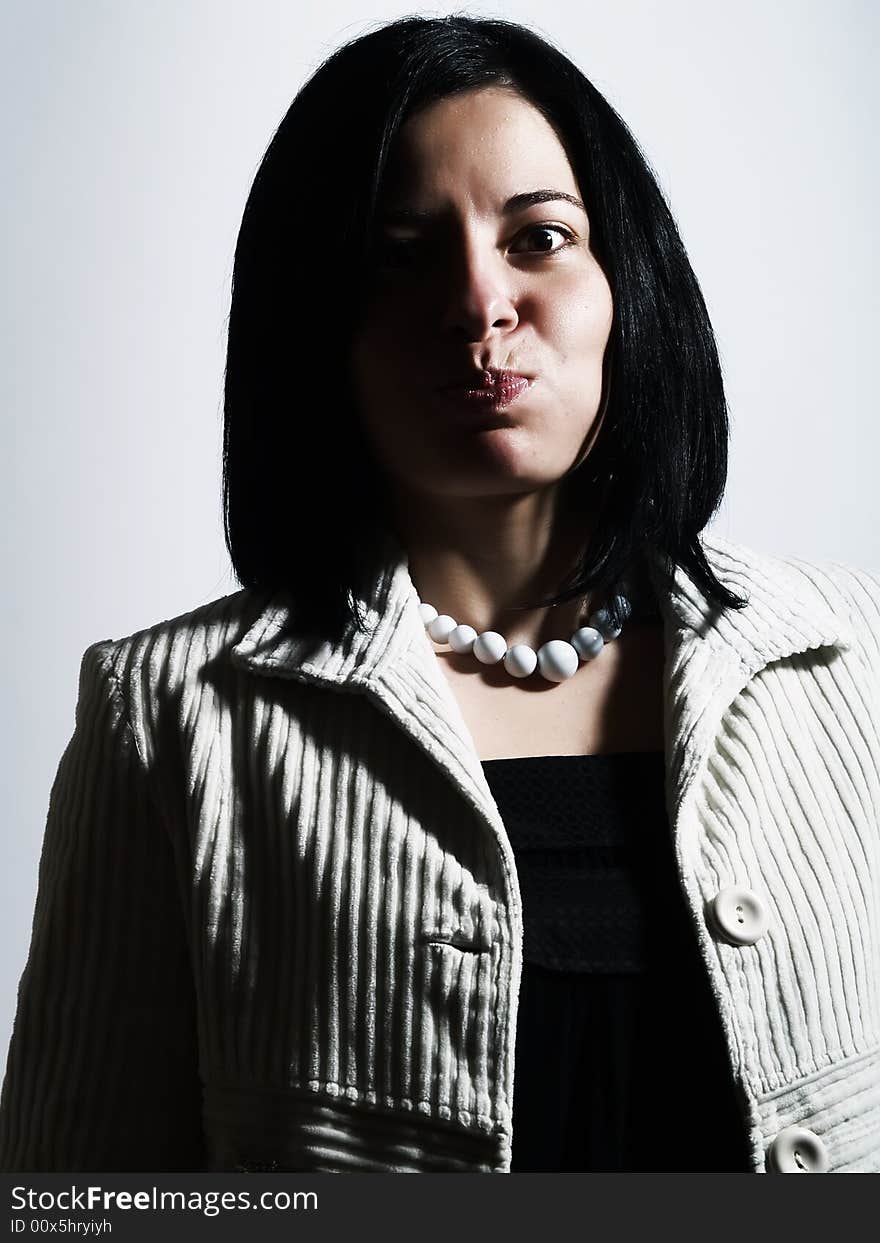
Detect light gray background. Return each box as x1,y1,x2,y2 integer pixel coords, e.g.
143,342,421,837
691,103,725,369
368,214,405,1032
2,1,878,1052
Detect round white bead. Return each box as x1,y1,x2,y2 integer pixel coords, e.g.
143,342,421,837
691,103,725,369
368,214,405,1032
503,644,538,678
473,631,507,664
571,626,605,661
589,607,622,641
536,639,580,682
418,602,438,625
427,614,457,644
448,624,478,654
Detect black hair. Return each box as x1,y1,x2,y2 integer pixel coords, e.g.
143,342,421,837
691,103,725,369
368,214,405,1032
222,12,748,642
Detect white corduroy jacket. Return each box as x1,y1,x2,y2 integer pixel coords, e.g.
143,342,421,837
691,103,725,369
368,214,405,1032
2,530,880,1174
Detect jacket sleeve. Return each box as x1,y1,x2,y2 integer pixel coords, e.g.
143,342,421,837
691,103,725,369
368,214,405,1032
0,641,205,1172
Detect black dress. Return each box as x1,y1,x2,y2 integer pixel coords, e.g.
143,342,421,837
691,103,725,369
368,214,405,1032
480,752,754,1173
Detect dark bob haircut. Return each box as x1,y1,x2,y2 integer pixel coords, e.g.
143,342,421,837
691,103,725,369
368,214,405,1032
223,13,748,642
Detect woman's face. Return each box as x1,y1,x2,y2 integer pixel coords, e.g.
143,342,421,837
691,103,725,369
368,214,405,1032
350,85,614,504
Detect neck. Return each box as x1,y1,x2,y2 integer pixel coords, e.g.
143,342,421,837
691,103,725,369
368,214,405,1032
386,482,603,650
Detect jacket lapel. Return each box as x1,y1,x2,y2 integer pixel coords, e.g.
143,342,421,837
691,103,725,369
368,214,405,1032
230,529,856,844
228,530,507,839
643,535,855,822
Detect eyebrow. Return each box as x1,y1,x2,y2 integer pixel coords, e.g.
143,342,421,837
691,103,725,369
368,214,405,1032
380,189,586,225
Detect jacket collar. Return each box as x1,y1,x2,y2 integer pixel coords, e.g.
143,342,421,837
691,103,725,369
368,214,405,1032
229,528,855,835
230,527,854,688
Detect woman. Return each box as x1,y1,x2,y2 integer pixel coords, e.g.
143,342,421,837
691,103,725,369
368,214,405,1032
2,15,879,1174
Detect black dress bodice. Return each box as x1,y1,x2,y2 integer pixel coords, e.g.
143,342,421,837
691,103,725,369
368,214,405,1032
480,752,753,1173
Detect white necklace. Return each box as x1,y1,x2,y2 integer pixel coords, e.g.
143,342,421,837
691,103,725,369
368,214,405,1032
417,592,632,683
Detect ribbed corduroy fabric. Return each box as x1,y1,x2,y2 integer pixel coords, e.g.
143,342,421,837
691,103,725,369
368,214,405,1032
2,530,880,1172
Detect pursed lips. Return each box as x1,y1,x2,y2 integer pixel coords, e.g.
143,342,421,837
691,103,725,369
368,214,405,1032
438,367,532,392
437,370,533,410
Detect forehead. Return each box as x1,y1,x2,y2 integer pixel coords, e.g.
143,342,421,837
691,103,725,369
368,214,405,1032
382,87,578,201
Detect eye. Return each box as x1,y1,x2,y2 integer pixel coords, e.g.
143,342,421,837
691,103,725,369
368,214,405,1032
375,236,424,270
511,223,577,255
372,222,577,273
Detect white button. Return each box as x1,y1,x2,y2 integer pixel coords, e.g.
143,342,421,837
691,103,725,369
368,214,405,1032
766,1125,829,1173
707,886,768,945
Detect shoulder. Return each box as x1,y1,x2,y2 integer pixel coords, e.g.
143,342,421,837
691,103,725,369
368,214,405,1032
701,528,880,665
780,553,880,665
77,586,275,703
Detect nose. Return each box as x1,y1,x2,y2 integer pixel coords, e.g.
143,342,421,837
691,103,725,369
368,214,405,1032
440,239,519,343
